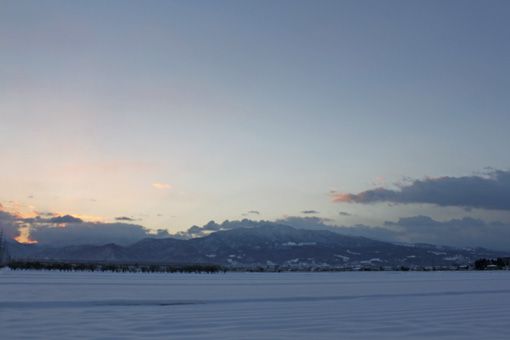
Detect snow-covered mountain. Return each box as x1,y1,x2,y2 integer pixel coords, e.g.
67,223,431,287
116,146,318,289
7,224,507,268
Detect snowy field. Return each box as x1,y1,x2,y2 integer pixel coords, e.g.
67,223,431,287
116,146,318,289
1,270,510,339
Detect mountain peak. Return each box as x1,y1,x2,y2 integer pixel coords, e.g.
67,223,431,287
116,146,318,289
6,224,508,268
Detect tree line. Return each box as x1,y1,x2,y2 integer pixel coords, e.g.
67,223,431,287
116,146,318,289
474,257,510,270
7,260,225,274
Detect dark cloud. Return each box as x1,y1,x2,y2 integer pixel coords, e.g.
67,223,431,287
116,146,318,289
173,216,359,240
178,217,335,238
25,214,510,251
29,222,152,246
339,211,352,216
3,197,510,251
379,216,510,251
155,229,170,237
275,216,332,230
49,215,83,224
276,215,510,251
37,212,56,217
26,214,510,251
115,216,136,222
0,210,20,239
173,219,269,239
333,169,510,211
301,210,319,214
0,208,161,246
242,210,260,217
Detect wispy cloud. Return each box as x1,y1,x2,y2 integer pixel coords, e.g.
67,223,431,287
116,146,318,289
241,210,261,217
152,182,172,190
301,210,319,215
115,216,136,222
49,215,83,224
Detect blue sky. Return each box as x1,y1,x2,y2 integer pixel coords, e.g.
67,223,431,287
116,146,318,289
1,0,509,239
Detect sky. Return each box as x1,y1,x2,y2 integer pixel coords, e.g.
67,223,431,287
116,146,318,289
1,0,510,246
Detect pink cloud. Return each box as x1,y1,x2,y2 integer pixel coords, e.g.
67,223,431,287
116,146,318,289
152,182,172,190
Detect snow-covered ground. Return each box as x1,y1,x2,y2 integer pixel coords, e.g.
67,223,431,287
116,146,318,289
1,270,510,339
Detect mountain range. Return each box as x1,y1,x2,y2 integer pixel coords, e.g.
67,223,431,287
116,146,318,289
6,224,507,269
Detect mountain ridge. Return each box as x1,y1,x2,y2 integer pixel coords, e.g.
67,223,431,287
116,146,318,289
6,224,508,268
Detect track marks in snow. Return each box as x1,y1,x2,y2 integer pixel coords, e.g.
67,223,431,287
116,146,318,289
2,271,510,339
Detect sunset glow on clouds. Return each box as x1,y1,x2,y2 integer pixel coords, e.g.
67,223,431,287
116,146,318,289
332,170,510,211
14,226,38,244
1,1,510,242
152,182,172,190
